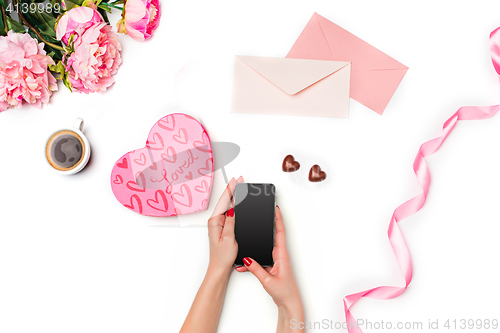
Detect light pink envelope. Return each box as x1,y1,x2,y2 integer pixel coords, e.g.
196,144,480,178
231,56,351,118
287,13,408,115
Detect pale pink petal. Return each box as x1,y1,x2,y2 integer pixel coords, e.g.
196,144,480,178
0,32,57,112
125,0,147,22
119,0,160,41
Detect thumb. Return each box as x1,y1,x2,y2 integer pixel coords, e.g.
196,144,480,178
243,257,270,285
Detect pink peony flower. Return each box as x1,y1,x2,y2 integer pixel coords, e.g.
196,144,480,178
0,31,58,112
117,0,160,41
56,6,103,45
56,7,122,94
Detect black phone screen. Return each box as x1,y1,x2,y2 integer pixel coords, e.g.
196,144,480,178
234,183,275,266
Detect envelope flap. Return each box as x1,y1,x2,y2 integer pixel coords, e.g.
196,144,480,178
314,13,408,71
236,55,350,95
351,68,408,114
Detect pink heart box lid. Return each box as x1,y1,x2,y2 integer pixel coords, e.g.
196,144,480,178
111,113,214,217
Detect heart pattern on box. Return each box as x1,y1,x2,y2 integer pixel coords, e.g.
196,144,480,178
111,113,214,217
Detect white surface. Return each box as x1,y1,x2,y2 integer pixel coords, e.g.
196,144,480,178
1,1,500,332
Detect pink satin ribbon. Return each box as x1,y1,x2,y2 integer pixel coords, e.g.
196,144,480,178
343,27,500,333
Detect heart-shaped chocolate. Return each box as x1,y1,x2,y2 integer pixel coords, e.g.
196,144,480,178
282,154,300,172
308,164,327,182
111,113,213,217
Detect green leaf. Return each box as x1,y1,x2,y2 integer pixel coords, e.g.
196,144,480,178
64,0,84,10
51,0,64,12
97,3,111,12
27,28,64,62
97,1,122,11
48,60,73,92
6,17,26,33
62,75,73,92
22,8,58,38
97,7,109,23
48,60,66,74
43,43,64,61
0,6,7,36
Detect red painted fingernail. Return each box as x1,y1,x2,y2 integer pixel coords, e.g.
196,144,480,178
243,257,252,267
276,205,279,208
227,208,234,217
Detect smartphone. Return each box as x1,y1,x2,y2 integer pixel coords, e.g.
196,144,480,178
234,183,275,266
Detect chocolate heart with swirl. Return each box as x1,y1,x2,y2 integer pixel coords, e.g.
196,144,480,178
282,154,300,172
308,164,327,182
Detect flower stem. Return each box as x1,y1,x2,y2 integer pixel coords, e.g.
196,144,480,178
100,2,123,10
12,0,65,51
1,5,8,35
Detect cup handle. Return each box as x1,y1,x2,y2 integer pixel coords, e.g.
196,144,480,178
74,118,84,132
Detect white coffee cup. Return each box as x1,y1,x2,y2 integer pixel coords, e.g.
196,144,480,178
44,118,91,175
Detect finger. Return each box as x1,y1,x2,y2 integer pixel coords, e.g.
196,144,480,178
243,257,271,285
235,266,247,272
231,176,244,207
222,206,235,237
207,215,224,241
274,206,286,248
223,176,244,237
211,177,237,217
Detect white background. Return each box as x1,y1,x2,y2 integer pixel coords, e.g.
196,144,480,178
1,1,500,332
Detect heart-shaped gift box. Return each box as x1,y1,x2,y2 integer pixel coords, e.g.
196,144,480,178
111,113,213,216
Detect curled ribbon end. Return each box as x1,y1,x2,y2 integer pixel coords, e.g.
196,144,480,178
489,26,500,75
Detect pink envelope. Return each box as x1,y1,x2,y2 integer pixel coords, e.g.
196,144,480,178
287,13,408,115
231,55,351,118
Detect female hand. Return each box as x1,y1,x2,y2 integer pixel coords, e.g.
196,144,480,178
180,176,244,333
207,176,244,275
236,206,304,318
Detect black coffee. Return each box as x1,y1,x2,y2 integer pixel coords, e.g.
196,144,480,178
46,130,85,171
